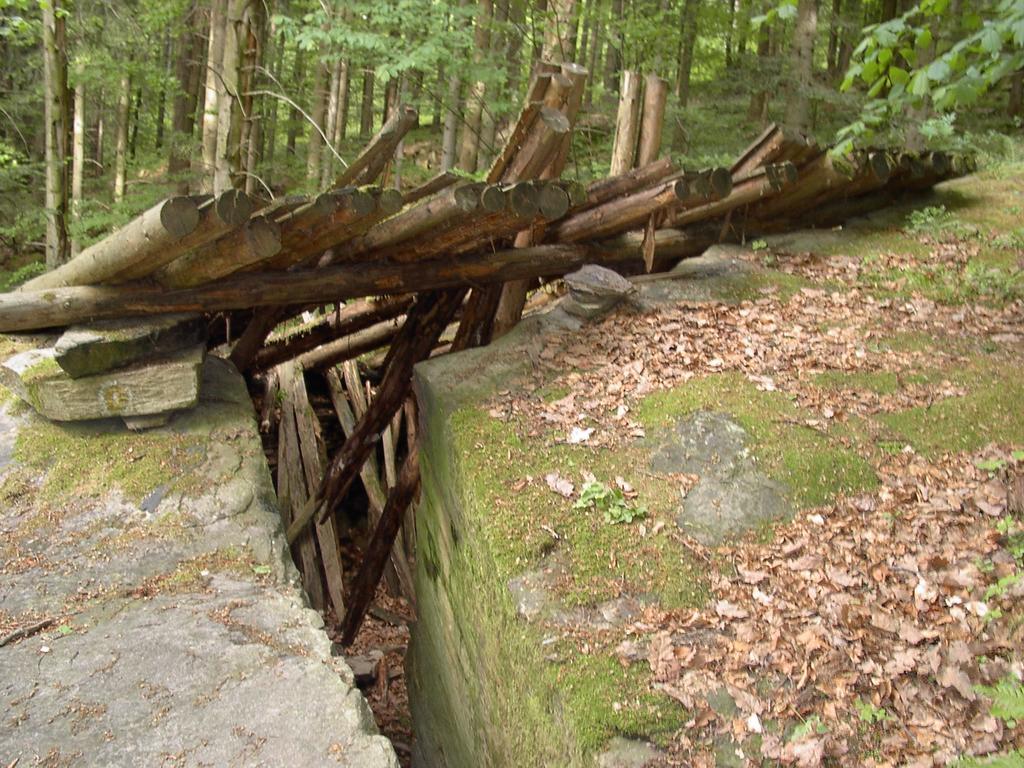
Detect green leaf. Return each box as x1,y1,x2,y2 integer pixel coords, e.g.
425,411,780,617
928,59,952,82
252,564,272,575
889,66,910,85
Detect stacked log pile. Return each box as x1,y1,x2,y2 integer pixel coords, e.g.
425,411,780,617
0,62,972,640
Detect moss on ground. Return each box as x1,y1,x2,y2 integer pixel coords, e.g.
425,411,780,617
877,353,1024,457
451,406,707,610
13,418,204,503
635,372,879,509
815,370,903,395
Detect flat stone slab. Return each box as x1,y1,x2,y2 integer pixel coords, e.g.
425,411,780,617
0,343,205,422
0,355,397,768
648,410,791,544
54,313,206,378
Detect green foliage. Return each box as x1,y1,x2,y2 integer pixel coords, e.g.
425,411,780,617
840,0,1024,149
0,261,44,291
789,714,828,741
976,677,1024,727
854,697,889,724
751,238,769,251
573,481,647,525
953,751,1024,768
903,204,976,238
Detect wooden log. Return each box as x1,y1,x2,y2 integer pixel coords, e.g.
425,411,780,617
280,360,347,616
403,171,459,206
0,228,731,332
22,196,201,290
339,444,420,645
636,73,669,167
609,70,643,175
577,157,676,213
276,362,327,611
548,62,589,176
230,306,292,373
550,178,691,243
253,297,412,372
153,215,281,288
293,316,405,371
665,163,796,227
486,62,559,183
451,284,503,351
334,104,418,188
730,122,781,176
263,188,383,271
286,289,467,542
744,151,867,222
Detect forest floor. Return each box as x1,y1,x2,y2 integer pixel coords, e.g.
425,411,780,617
430,166,1024,767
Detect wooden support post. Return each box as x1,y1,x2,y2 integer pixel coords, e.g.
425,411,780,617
609,70,642,175
635,73,668,167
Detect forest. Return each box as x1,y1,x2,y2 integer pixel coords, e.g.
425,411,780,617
0,0,1021,282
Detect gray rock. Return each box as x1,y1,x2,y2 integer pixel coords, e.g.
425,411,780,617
563,264,636,320
0,343,205,422
0,357,397,768
649,410,791,545
54,313,206,378
597,737,665,767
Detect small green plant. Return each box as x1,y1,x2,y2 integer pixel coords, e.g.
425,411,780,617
976,458,1008,473
573,481,647,525
995,517,1024,563
789,714,829,742
952,750,1024,768
854,697,889,724
750,238,768,251
904,204,976,240
976,677,1024,728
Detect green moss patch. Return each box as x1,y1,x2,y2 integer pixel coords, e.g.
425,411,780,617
451,406,707,610
14,418,204,503
635,372,879,509
814,370,903,395
877,354,1024,457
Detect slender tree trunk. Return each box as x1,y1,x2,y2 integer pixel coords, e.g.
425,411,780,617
837,0,860,77
674,0,699,106
479,0,510,167
320,59,343,188
441,71,461,171
585,9,600,107
458,0,493,172
880,0,897,22
155,32,172,149
360,67,375,139
724,0,736,67
214,0,244,193
114,74,131,203
287,46,305,155
201,0,228,191
92,95,104,176
129,86,142,160
169,1,202,193
71,76,85,257
238,0,265,196
265,31,285,172
747,9,771,123
42,0,70,267
337,60,351,142
306,58,331,188
785,0,816,132
532,0,548,62
506,0,525,97
603,0,623,93
1010,70,1024,118
735,0,750,60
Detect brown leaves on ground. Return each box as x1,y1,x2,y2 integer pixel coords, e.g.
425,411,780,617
498,242,1024,765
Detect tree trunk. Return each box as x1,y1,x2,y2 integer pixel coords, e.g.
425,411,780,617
610,70,642,174
837,0,860,77
320,59,343,189
306,58,331,188
238,0,265,196
155,32,172,149
91,93,105,177
169,1,203,194
42,0,70,268
674,0,699,106
265,33,285,172
585,7,600,108
71,76,85,257
201,0,228,191
337,60,351,143
458,0,493,173
287,46,306,155
542,0,576,62
735,0,750,60
636,73,668,166
214,0,244,193
1009,70,1023,118
114,74,131,203
359,67,375,139
724,0,736,67
603,0,623,93
479,0,511,168
747,9,771,123
784,0,817,132
441,71,462,171
129,87,142,160
506,0,525,97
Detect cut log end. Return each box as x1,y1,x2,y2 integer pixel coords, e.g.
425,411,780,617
709,167,733,199
480,185,508,214
247,217,283,260
537,184,570,220
215,189,255,226
507,182,540,218
454,184,484,212
346,188,377,217
160,197,201,239
539,106,571,135
376,189,404,216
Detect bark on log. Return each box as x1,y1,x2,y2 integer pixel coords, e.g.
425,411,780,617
665,163,796,227
286,289,466,542
578,157,676,213
154,215,281,288
334,104,419,188
403,171,459,205
0,230,715,332
636,73,669,167
486,63,558,183
550,177,691,242
22,196,201,290
293,316,405,371
339,444,420,645
253,297,413,372
609,70,643,175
